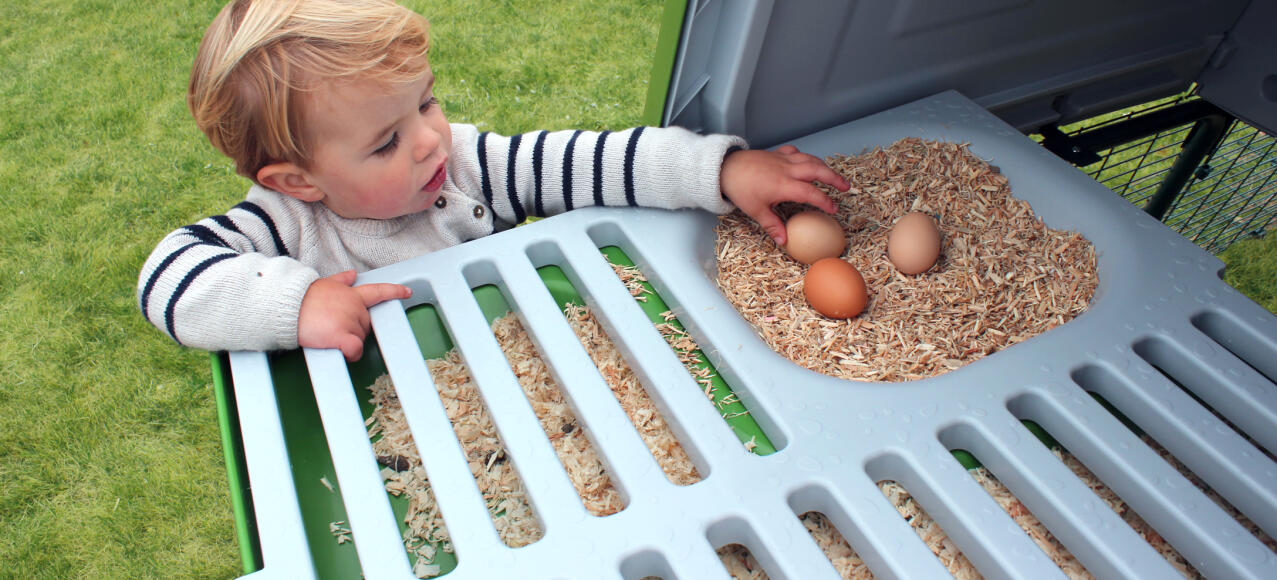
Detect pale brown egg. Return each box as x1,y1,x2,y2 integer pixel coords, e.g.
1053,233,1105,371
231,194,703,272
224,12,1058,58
887,212,941,275
784,211,846,264
803,258,868,319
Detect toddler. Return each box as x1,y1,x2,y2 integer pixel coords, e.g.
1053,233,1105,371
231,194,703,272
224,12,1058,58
138,0,848,361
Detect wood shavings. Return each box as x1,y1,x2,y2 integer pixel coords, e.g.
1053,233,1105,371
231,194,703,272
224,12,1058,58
365,311,1258,579
490,314,625,516
1051,447,1199,578
609,259,746,423
366,375,453,577
714,138,1098,382
718,544,768,580
367,298,711,577
878,481,980,578
967,468,1090,578
328,521,352,545
564,303,702,485
420,347,542,546
1139,434,1277,555
799,511,872,579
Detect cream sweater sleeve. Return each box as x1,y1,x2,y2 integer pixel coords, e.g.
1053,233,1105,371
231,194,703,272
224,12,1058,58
136,192,321,352
452,124,746,228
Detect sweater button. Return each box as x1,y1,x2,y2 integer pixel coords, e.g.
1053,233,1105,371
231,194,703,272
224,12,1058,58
473,205,485,219
434,196,447,209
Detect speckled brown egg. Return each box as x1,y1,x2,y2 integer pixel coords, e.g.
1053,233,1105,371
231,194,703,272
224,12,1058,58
887,212,941,275
784,211,846,264
803,258,868,319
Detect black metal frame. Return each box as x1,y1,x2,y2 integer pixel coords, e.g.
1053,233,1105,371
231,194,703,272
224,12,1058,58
1037,96,1276,254
1039,100,1235,220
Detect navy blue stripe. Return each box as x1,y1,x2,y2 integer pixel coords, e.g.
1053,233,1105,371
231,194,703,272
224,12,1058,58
477,131,493,209
532,131,548,217
140,241,203,314
210,215,240,235
505,133,526,224
592,131,611,206
209,215,253,252
561,130,583,211
182,224,232,249
623,127,644,207
164,253,236,344
233,201,288,257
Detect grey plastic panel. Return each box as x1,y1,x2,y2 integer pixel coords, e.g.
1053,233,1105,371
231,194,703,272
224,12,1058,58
665,0,1251,147
230,92,1277,578
1196,0,1277,134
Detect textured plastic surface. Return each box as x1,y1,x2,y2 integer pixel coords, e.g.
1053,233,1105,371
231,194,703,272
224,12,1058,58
1195,0,1277,134
662,0,1252,146
227,92,1277,579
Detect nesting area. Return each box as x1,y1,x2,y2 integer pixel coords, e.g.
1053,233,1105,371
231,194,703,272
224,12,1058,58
714,138,1099,382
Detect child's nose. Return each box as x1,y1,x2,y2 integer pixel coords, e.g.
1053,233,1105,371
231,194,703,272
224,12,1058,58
411,121,438,163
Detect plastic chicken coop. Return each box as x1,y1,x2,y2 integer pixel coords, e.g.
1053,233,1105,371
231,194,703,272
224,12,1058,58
212,0,1277,578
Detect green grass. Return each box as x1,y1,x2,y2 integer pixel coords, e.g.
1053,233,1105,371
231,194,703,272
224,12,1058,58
1222,233,1277,314
0,0,662,577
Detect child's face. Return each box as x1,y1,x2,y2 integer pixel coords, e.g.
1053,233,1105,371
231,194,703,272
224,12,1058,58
302,67,451,220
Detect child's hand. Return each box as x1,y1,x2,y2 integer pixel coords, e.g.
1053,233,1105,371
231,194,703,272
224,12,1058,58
298,270,412,361
720,145,850,246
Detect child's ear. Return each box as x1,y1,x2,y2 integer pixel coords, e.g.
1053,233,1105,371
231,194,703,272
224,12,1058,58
257,162,325,203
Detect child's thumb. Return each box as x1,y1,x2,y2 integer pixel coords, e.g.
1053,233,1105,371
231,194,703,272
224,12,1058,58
757,217,786,247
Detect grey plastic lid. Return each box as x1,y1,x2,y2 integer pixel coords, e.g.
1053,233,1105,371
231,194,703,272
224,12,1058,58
663,0,1269,147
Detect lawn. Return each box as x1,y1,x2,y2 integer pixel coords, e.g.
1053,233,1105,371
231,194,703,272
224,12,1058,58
1,1,1274,579
0,0,664,577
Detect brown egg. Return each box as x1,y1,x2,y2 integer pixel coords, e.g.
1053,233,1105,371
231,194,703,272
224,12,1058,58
803,258,868,319
887,212,941,275
784,211,846,264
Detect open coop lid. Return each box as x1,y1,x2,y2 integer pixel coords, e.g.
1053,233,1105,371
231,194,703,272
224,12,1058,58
650,0,1276,146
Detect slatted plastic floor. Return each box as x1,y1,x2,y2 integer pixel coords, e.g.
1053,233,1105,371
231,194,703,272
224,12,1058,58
227,92,1277,579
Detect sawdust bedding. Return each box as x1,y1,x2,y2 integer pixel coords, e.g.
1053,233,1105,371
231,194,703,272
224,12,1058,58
714,137,1098,383
718,445,1266,580
366,280,711,576
359,138,1270,578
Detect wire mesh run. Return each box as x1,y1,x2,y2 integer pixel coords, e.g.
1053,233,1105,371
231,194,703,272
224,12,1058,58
1057,93,1277,255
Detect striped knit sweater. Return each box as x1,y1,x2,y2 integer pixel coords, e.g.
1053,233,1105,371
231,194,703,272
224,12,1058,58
138,123,746,353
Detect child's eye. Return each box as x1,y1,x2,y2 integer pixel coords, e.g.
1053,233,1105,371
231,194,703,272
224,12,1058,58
373,132,399,157
420,96,438,113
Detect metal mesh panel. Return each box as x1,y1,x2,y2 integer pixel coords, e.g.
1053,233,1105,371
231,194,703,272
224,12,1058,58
1058,94,1277,254
1164,127,1277,254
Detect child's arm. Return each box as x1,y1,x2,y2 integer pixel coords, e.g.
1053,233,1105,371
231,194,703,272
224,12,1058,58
454,124,746,226
454,124,845,238
138,204,320,353
137,196,405,358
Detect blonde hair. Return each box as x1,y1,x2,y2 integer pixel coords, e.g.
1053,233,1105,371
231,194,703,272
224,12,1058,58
188,0,430,181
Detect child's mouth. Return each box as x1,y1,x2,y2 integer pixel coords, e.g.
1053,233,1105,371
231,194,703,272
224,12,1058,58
424,166,447,193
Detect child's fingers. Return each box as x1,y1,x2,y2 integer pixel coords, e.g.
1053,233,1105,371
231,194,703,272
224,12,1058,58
811,164,850,192
355,282,413,308
336,332,365,362
787,153,849,192
751,210,787,246
780,179,839,215
774,145,850,192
